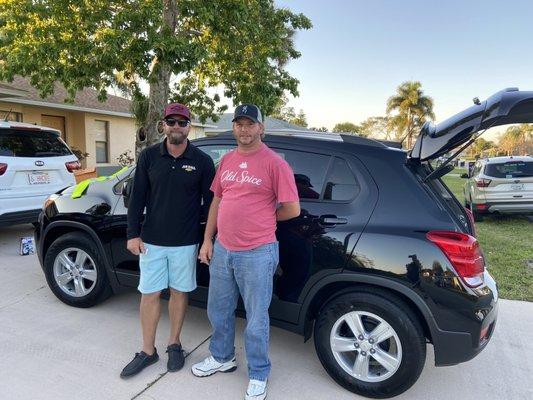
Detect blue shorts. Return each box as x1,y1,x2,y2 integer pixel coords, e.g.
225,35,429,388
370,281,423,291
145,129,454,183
138,243,198,294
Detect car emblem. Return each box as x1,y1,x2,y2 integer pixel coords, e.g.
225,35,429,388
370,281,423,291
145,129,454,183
35,160,44,167
514,179,521,183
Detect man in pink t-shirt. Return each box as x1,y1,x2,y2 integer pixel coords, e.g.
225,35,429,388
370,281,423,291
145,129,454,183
191,104,300,400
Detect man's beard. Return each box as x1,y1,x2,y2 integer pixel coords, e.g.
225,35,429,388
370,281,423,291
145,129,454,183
167,131,186,145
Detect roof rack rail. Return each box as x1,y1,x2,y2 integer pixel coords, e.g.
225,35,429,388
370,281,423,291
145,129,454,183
340,134,400,148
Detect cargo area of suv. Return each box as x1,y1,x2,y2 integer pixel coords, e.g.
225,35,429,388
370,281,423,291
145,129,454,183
0,121,80,226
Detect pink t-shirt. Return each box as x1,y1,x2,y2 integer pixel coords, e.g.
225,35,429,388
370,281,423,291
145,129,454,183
210,143,299,251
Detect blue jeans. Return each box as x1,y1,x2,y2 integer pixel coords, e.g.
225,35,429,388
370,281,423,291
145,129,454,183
207,240,279,381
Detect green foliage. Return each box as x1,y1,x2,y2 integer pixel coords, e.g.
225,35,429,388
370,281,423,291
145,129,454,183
0,0,312,145
386,81,434,148
270,93,308,127
497,124,533,155
116,149,135,167
291,109,307,127
358,116,393,139
467,137,495,158
69,145,88,161
332,122,360,135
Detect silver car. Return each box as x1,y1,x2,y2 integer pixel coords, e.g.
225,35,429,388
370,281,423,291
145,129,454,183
463,156,533,221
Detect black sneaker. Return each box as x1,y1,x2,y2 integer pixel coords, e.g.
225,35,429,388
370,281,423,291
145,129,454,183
166,343,185,372
120,349,159,378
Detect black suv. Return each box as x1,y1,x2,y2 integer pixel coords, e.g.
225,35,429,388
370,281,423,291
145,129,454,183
36,88,533,398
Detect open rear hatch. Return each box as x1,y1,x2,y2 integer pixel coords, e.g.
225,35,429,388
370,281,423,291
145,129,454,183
410,87,533,162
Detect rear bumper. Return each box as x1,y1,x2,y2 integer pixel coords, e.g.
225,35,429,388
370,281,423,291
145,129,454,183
474,201,533,214
431,271,498,366
432,300,498,366
0,209,41,227
0,194,48,216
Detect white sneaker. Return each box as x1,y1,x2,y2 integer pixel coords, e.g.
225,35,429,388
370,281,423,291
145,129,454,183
191,355,237,377
245,379,268,400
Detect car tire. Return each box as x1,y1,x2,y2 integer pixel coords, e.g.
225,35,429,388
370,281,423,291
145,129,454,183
314,290,426,399
43,231,112,308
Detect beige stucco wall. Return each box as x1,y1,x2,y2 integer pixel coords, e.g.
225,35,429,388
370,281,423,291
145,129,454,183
84,113,136,168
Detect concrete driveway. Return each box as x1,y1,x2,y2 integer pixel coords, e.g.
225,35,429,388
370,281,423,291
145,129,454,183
0,224,532,400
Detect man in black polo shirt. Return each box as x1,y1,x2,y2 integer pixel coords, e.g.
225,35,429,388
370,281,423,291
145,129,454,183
121,103,215,378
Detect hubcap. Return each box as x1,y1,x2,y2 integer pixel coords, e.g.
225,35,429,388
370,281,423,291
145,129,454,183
53,248,97,297
329,311,402,382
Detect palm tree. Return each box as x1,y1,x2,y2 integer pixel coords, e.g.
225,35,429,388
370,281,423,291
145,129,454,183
386,81,435,149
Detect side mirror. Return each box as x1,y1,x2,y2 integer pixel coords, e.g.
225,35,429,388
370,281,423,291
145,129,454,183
122,179,133,208
460,173,469,178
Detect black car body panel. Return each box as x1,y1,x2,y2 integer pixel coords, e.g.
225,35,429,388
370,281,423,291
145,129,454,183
35,131,498,368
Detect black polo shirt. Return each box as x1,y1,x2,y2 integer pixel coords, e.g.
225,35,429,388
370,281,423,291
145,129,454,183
127,139,215,246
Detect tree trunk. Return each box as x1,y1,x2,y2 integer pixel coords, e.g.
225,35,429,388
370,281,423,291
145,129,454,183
135,0,178,156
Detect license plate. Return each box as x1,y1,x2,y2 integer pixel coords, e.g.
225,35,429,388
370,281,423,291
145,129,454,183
28,172,50,185
510,183,524,191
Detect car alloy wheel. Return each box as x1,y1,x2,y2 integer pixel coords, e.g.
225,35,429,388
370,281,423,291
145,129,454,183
330,310,402,382
53,247,97,297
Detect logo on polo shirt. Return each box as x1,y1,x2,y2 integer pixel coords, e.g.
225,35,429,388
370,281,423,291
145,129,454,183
182,164,196,172
239,162,247,169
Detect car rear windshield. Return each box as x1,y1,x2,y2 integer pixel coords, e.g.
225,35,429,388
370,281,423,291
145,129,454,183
484,161,533,178
0,129,72,157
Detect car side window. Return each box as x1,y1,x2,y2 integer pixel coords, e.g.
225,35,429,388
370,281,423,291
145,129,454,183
323,157,360,201
198,145,236,168
272,148,330,200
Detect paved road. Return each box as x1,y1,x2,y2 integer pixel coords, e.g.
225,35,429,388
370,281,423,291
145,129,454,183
0,224,531,400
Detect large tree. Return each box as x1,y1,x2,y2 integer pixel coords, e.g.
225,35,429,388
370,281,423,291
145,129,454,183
497,124,533,155
332,122,360,135
0,0,311,152
468,137,495,158
358,116,393,140
386,81,435,149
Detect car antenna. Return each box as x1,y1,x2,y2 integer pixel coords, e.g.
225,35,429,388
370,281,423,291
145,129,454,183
399,131,411,148
2,108,13,122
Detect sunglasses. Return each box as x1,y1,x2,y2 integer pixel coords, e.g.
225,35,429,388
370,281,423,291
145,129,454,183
164,118,190,127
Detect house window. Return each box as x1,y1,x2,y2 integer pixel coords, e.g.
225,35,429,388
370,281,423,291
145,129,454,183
95,120,109,163
0,110,22,122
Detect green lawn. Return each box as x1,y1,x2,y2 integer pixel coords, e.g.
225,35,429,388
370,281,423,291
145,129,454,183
442,174,533,301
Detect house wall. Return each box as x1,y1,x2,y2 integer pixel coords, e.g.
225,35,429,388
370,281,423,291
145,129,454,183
83,113,136,169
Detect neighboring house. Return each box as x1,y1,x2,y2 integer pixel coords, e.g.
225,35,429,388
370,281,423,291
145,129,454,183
0,76,213,173
204,113,315,135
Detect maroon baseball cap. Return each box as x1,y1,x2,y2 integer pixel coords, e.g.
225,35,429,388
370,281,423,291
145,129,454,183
164,103,191,120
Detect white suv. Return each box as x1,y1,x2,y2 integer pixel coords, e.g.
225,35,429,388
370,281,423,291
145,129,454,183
463,155,533,221
0,120,80,226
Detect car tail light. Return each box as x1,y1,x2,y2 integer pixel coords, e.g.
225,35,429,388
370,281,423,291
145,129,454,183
475,203,488,210
475,178,491,187
65,161,81,173
426,231,485,287
0,163,7,176
464,207,477,236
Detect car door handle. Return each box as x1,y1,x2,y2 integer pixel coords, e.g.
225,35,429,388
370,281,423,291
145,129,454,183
318,215,348,226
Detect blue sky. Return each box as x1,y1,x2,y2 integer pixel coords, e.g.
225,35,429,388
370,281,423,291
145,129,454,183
276,0,533,137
